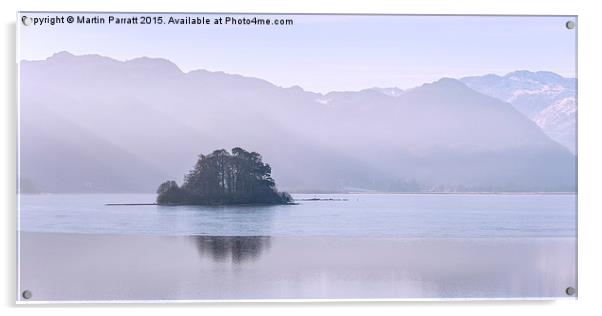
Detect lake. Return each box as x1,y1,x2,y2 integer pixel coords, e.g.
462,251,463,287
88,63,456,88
18,193,576,238
17,193,577,301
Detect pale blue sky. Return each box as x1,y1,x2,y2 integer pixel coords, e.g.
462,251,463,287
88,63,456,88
18,13,577,93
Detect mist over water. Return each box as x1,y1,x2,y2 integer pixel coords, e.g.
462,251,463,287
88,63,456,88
19,53,576,194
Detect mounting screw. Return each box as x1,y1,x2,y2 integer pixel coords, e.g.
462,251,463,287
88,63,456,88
21,16,32,26
565,286,576,296
22,290,32,299
565,20,575,29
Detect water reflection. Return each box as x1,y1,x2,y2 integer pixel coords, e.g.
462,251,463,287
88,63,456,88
191,236,271,264
156,204,280,236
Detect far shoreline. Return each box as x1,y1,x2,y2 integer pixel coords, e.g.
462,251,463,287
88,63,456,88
338,191,577,195
21,191,577,196
94,192,576,206
105,202,299,206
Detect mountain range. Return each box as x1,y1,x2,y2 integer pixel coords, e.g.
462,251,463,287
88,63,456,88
18,52,576,193
461,71,576,153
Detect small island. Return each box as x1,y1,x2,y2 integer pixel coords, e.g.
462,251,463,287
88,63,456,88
156,147,292,205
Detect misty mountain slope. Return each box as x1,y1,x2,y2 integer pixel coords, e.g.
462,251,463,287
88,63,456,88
303,78,575,191
305,78,564,151
461,71,576,153
20,53,229,179
19,52,576,192
19,96,167,193
19,53,374,192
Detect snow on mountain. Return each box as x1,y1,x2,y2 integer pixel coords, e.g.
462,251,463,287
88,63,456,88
461,71,576,153
534,97,576,153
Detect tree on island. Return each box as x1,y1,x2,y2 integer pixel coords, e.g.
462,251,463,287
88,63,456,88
157,147,292,205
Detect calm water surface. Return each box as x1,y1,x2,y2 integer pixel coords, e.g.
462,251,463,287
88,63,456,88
18,193,576,237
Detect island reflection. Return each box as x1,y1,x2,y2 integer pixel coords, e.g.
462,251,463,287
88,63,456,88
191,236,271,264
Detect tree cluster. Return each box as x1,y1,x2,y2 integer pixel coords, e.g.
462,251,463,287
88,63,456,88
157,147,292,205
